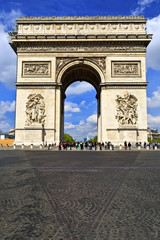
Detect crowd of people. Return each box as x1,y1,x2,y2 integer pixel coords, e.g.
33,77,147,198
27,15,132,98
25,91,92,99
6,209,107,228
123,141,160,150
57,141,160,151
58,141,114,151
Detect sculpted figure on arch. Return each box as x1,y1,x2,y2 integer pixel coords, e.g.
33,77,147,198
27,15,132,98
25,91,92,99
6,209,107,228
25,94,46,126
115,93,138,125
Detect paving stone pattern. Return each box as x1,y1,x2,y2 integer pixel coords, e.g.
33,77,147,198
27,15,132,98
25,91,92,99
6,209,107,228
0,151,160,240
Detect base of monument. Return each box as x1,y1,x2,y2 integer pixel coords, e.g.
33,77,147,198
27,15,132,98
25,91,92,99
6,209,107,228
106,127,147,145
14,127,56,146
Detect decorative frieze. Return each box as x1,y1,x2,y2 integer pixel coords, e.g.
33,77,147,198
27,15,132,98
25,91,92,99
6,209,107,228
25,93,46,126
22,61,51,77
18,43,146,53
112,61,141,77
115,93,138,125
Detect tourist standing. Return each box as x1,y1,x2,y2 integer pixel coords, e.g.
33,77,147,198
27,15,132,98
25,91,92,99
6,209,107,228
124,141,127,150
128,142,131,150
58,142,61,150
94,142,97,150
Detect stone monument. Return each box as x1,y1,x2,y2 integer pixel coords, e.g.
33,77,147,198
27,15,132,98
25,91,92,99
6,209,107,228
9,15,152,145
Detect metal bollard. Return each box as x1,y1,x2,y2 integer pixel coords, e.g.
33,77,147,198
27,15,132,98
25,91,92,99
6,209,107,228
146,146,149,150
22,144,24,149
39,144,43,149
13,144,16,149
138,146,141,150
109,145,112,150
155,146,157,150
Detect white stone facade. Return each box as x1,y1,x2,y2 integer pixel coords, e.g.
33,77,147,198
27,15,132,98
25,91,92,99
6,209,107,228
9,16,152,145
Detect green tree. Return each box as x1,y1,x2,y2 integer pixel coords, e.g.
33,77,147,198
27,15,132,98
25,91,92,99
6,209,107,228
92,136,97,143
148,137,160,143
64,133,74,143
87,136,97,143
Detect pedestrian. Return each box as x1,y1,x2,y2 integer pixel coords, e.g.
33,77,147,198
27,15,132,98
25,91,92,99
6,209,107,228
80,141,83,150
58,142,61,150
128,142,131,150
48,144,51,150
104,142,107,150
89,142,92,150
99,142,102,150
94,142,97,151
69,142,72,150
124,141,127,150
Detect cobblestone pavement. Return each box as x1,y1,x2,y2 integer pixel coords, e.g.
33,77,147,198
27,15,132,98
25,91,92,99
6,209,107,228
0,151,160,240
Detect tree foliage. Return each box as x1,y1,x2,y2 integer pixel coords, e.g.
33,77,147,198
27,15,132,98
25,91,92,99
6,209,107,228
64,133,74,143
148,137,160,143
87,136,97,143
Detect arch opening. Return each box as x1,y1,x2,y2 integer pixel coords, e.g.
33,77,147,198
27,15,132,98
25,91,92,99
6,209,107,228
61,63,101,95
59,63,102,142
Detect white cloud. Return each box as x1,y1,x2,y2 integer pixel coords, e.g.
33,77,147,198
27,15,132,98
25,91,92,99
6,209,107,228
86,113,97,124
131,0,159,15
64,101,81,112
64,113,72,118
79,120,85,125
0,10,22,89
66,82,95,96
147,87,160,108
0,121,10,133
147,114,160,129
0,100,15,132
0,9,22,30
80,100,86,106
64,122,76,129
0,101,15,116
64,113,97,140
146,15,160,70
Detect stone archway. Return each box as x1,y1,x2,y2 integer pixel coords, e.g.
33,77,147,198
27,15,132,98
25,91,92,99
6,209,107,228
9,15,152,145
57,59,104,142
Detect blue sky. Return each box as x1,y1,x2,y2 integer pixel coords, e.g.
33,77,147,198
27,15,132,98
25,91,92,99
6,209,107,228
0,0,160,140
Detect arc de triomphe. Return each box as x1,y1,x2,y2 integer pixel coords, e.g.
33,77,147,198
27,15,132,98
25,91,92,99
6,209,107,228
9,16,152,145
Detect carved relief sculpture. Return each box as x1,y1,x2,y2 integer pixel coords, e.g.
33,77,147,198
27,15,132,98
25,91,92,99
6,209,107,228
115,93,138,125
22,62,50,77
56,57,106,74
112,61,141,77
25,94,46,126
56,58,75,73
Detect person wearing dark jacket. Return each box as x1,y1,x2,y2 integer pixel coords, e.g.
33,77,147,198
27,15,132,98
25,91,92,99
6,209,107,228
128,142,131,150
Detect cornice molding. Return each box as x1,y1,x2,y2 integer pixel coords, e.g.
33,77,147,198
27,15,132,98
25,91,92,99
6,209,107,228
11,34,152,41
101,82,148,89
15,82,62,89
